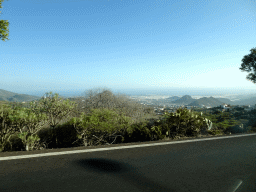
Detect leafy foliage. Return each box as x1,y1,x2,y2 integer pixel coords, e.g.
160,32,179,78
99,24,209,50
35,92,77,129
207,129,223,135
0,104,15,151
30,92,77,148
239,47,256,84
37,122,78,149
123,121,151,142
16,131,41,151
0,0,9,42
162,108,206,138
70,108,132,146
1,87,256,152
0,92,78,151
0,103,48,151
190,107,251,134
8,106,49,151
74,88,155,124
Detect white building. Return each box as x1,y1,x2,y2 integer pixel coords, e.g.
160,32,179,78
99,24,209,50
220,103,230,109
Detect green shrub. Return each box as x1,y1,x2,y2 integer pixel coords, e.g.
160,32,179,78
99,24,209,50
149,125,166,141
122,121,152,143
8,133,25,151
160,108,206,139
0,133,25,152
63,108,132,147
207,129,223,135
53,122,79,148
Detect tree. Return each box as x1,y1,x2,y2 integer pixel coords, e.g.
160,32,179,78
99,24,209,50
75,88,151,124
35,92,77,147
8,105,48,151
0,0,9,41
0,104,17,151
70,108,132,146
239,47,256,84
163,108,206,138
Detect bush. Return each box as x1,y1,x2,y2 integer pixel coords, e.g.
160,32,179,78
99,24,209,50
60,108,133,147
207,129,223,135
36,121,81,149
160,108,207,139
53,122,80,148
9,133,25,151
0,133,25,152
185,125,201,137
149,125,166,141
122,122,152,143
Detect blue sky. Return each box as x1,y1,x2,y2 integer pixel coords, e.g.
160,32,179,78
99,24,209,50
1,0,256,97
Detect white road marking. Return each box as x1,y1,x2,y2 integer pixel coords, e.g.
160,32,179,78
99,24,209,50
0,133,256,161
232,180,243,192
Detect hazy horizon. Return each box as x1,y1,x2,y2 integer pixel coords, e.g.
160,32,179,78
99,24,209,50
1,0,256,95
2,87,255,98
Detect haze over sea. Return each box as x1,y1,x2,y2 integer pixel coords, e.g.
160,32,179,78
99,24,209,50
1,0,255,98
45,87,256,98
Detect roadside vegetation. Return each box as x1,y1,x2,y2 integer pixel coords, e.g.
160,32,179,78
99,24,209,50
1,88,256,152
1,0,256,153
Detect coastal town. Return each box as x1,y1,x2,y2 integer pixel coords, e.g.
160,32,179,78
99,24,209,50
128,95,256,116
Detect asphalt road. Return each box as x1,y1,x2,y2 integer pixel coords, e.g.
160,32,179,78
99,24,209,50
1,133,256,192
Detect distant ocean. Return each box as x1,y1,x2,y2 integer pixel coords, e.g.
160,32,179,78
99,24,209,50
24,87,255,98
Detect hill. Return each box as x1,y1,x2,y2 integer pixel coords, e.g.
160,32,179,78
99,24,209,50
0,89,41,103
187,96,228,108
232,96,256,106
214,96,256,106
174,95,256,108
214,97,235,105
166,96,180,101
171,95,196,105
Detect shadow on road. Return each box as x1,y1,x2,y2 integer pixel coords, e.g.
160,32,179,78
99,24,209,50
74,158,190,192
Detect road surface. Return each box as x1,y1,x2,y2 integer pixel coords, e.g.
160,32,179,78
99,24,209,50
1,133,256,192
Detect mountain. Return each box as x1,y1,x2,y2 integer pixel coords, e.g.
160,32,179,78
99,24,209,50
231,93,256,101
164,95,246,108
214,97,235,105
231,96,256,106
187,96,228,108
214,95,256,106
171,95,196,105
180,95,256,108
166,96,180,101
0,89,41,103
